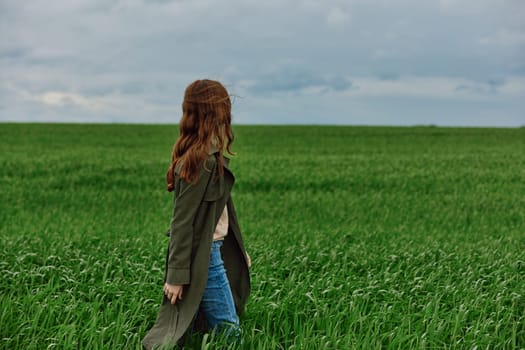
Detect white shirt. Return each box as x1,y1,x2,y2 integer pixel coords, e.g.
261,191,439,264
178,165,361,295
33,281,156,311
213,205,228,241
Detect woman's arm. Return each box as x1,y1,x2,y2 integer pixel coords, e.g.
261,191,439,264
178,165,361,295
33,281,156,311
166,158,215,286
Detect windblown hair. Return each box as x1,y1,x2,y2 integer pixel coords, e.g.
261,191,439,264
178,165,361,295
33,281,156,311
166,79,234,190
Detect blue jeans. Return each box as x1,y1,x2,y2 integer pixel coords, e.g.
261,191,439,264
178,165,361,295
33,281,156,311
199,240,240,340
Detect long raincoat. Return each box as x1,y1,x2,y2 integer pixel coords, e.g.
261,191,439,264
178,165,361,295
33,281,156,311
142,152,251,349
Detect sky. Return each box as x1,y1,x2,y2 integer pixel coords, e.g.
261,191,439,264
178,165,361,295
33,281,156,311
1,0,524,127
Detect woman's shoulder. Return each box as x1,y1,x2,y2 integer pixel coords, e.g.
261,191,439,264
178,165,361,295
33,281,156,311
205,152,233,175
203,153,219,173
174,153,217,175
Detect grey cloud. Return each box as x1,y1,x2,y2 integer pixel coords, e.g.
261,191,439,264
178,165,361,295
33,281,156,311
248,66,352,94
143,0,177,4
455,78,507,94
376,72,400,81
487,79,506,89
329,75,352,91
0,47,29,60
1,0,524,126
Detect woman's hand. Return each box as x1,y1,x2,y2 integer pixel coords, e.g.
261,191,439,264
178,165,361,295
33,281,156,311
164,283,184,305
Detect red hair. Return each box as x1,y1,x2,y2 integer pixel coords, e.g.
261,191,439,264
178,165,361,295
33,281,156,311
166,79,234,190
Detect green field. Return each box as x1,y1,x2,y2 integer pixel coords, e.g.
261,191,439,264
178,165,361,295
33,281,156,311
1,123,524,349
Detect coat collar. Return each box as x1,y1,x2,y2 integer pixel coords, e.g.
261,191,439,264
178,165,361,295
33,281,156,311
173,146,233,179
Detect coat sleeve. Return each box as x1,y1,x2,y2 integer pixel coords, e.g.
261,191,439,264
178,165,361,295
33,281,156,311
166,158,215,285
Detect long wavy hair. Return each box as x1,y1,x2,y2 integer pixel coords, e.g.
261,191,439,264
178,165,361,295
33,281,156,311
166,79,234,190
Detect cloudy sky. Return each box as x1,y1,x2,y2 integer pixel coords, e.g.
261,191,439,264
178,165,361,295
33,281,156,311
1,0,524,126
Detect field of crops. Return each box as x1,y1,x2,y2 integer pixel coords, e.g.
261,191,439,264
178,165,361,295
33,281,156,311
1,123,523,349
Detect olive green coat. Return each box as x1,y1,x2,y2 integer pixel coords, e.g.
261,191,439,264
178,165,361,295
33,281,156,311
142,153,250,350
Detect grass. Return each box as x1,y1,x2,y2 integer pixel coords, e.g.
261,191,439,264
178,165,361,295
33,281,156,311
0,123,524,349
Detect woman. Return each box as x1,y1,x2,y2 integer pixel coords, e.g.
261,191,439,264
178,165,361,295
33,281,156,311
142,79,251,349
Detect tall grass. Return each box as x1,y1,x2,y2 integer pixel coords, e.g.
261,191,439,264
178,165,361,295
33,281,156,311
1,124,523,349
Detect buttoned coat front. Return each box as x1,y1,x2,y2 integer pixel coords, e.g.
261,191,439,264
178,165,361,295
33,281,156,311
142,153,250,350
